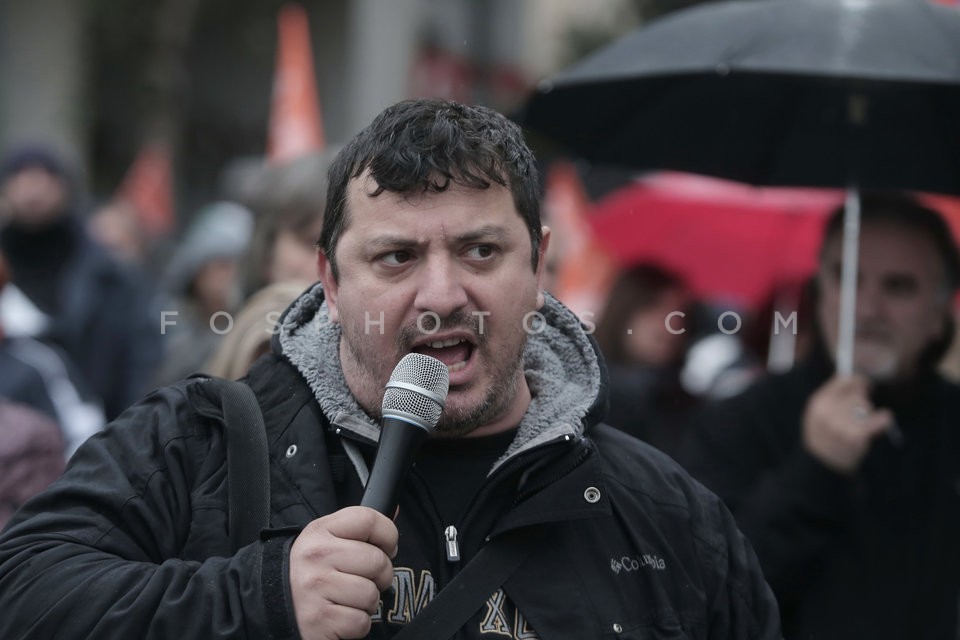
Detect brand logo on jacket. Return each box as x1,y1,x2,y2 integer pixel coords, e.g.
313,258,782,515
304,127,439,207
610,553,666,574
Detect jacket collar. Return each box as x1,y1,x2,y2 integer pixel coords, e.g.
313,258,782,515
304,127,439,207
488,436,612,535
275,283,607,474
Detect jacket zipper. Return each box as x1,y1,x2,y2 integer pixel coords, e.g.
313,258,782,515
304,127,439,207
407,439,584,572
444,525,461,562
443,442,577,564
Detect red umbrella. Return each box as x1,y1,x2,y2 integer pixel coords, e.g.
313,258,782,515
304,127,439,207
588,172,844,310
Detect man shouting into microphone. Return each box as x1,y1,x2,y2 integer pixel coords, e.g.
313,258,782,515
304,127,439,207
0,98,780,639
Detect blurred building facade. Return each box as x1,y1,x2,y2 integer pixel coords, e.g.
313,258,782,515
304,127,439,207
0,0,635,216
0,0,87,170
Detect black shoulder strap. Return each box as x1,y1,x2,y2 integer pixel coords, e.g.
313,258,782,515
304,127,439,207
209,378,271,552
393,525,546,640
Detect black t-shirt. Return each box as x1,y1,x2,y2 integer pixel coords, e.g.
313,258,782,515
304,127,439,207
412,427,518,525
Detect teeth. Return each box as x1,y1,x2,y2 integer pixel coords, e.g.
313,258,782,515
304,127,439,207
427,338,464,348
448,361,467,372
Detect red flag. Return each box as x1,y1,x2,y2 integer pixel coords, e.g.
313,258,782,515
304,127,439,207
543,161,618,323
117,139,175,238
267,4,325,161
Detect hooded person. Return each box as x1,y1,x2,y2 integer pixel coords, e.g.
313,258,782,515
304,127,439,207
0,144,162,421
152,201,254,386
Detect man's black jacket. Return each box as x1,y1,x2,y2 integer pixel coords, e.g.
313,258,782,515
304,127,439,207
0,287,780,639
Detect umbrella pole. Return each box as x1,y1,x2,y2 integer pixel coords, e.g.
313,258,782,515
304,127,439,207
767,287,800,373
836,187,860,376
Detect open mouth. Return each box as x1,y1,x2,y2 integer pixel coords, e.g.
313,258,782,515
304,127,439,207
413,337,475,373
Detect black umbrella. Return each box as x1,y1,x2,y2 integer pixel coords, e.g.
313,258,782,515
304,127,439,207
520,0,960,376
520,0,960,195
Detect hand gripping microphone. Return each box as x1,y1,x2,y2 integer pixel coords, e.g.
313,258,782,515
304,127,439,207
360,353,450,516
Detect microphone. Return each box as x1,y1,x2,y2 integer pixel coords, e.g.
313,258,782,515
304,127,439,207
361,353,450,516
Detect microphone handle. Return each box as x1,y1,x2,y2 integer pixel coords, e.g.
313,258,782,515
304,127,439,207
360,417,431,516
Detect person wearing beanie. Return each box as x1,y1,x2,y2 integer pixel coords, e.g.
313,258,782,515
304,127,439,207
0,144,163,421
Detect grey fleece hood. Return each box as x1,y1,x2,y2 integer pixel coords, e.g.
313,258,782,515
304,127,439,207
277,283,604,474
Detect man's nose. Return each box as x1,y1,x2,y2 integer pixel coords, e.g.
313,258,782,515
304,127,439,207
855,282,882,319
413,256,469,318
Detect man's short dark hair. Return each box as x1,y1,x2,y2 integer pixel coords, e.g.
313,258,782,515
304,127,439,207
820,191,960,294
319,99,542,279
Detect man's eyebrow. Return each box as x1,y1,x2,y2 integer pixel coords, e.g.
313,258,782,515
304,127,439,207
364,226,511,250
454,225,510,243
882,272,920,287
365,235,422,250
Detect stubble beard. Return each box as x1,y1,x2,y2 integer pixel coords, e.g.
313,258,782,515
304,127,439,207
338,320,398,420
339,311,529,436
401,311,528,438
434,341,526,438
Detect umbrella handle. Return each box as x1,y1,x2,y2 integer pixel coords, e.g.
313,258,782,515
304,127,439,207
835,188,860,376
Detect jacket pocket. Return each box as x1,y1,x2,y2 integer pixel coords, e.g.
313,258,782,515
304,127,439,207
604,617,693,639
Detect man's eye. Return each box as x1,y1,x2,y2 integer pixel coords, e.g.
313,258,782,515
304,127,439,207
381,250,412,266
884,275,918,297
466,245,495,259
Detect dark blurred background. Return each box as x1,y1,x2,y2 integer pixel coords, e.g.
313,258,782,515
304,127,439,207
0,0,714,222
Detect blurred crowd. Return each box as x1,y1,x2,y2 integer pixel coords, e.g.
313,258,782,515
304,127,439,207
2,140,960,638
0,145,811,473
550,179,960,638
0,144,323,525
0,144,757,495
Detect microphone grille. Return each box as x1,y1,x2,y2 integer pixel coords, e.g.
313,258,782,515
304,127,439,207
382,353,450,429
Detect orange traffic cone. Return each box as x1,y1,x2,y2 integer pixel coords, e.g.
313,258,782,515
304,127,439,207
117,139,175,239
267,4,325,161
544,161,618,324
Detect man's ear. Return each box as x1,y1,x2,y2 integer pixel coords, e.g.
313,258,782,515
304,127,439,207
317,251,340,324
535,226,552,309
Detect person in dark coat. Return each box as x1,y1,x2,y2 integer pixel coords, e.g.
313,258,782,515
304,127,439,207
680,193,960,640
0,246,105,458
0,399,65,530
592,263,699,459
0,99,780,640
0,145,163,420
